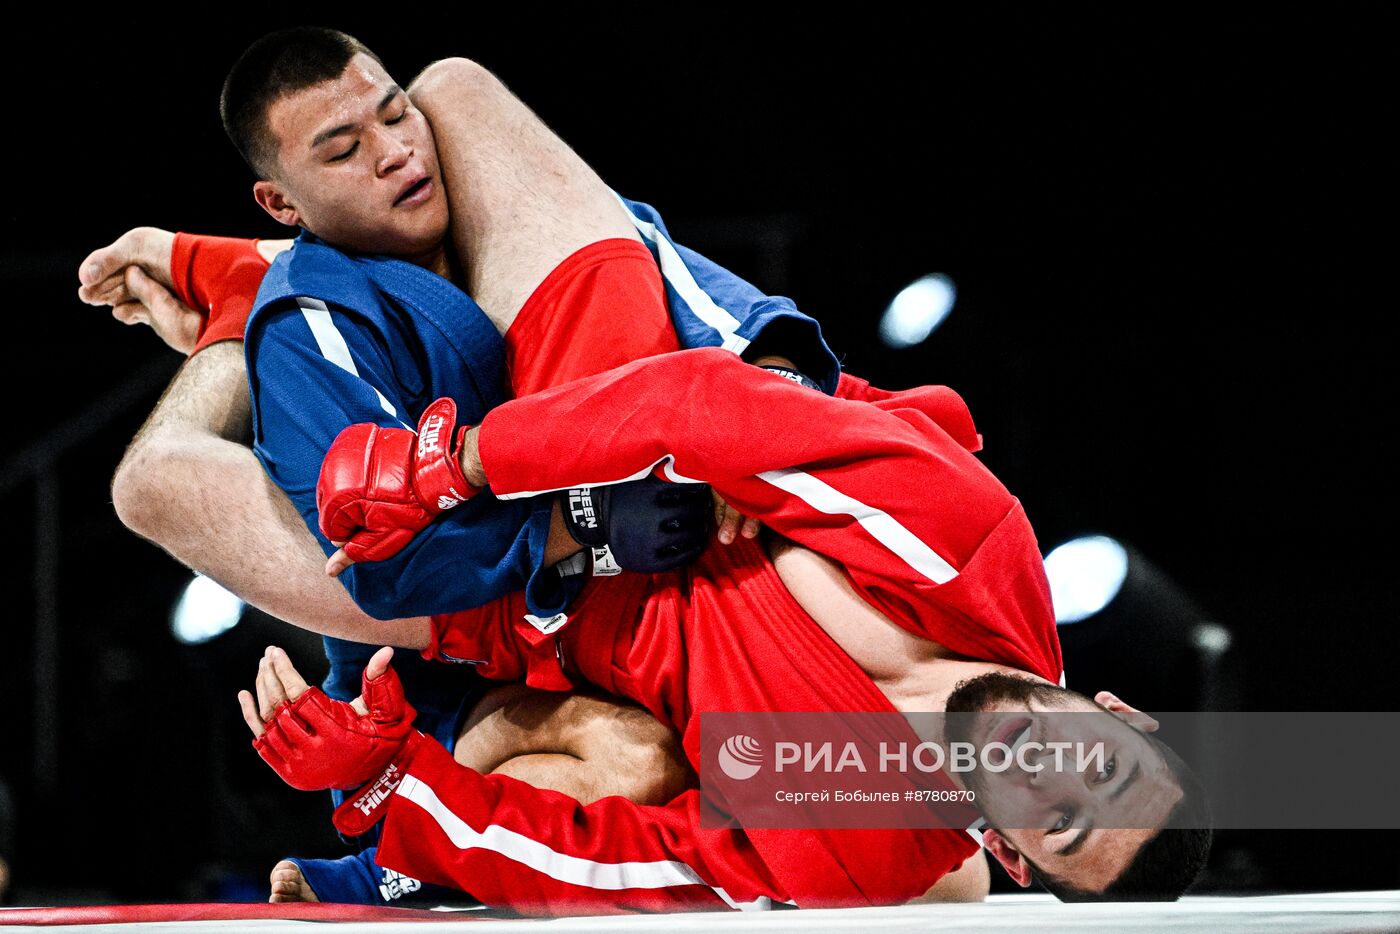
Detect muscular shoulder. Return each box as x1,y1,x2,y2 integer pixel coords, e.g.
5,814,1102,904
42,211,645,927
768,538,953,685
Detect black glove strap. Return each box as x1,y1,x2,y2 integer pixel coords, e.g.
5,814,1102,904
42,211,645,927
761,364,821,392
560,487,609,547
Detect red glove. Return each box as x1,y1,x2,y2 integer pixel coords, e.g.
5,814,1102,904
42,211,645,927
169,233,271,355
253,662,418,791
332,731,428,838
317,397,480,564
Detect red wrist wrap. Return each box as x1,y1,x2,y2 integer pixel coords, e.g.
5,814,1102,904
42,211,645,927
170,233,271,355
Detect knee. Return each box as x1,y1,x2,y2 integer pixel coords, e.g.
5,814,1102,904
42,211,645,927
110,442,159,538
407,56,502,112
591,708,690,805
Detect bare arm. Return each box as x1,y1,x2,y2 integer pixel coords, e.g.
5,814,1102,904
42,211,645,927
92,233,580,640
110,340,433,649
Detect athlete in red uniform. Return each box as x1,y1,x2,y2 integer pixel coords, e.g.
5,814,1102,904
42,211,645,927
88,43,1198,909
291,348,1069,914
113,192,1190,917
162,183,1131,916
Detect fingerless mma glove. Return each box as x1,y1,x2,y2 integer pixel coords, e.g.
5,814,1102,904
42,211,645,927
559,476,713,573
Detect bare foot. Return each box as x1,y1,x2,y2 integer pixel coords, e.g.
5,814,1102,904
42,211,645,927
269,859,319,903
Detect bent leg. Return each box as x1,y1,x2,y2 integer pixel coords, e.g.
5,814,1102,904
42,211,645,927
498,240,679,397
454,682,690,806
407,58,641,334
270,683,690,907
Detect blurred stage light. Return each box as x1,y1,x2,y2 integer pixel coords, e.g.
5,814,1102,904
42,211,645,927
1045,534,1234,711
1045,534,1130,623
879,274,956,348
171,574,245,645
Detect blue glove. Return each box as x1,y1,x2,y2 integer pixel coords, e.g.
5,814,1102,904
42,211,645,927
560,476,712,573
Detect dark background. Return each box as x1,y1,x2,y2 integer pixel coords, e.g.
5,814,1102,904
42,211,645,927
0,8,1393,903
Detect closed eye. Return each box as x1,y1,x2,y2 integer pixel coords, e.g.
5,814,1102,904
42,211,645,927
329,142,359,162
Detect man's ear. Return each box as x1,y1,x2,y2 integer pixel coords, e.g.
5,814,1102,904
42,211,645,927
1093,691,1160,733
982,829,1033,887
253,180,302,228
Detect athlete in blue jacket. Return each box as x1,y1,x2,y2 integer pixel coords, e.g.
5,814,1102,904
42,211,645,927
80,31,848,904
246,193,837,627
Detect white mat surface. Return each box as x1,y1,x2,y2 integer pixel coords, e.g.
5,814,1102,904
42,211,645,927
4,891,1399,933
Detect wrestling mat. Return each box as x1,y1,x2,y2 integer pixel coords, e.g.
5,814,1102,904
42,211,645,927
3,891,1398,932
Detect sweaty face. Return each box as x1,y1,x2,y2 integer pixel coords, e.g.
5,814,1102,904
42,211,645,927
947,673,1182,892
261,53,449,260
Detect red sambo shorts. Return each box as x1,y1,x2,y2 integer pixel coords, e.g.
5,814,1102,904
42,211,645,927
504,238,679,398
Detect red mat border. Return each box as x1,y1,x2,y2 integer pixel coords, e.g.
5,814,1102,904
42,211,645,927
0,902,508,925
